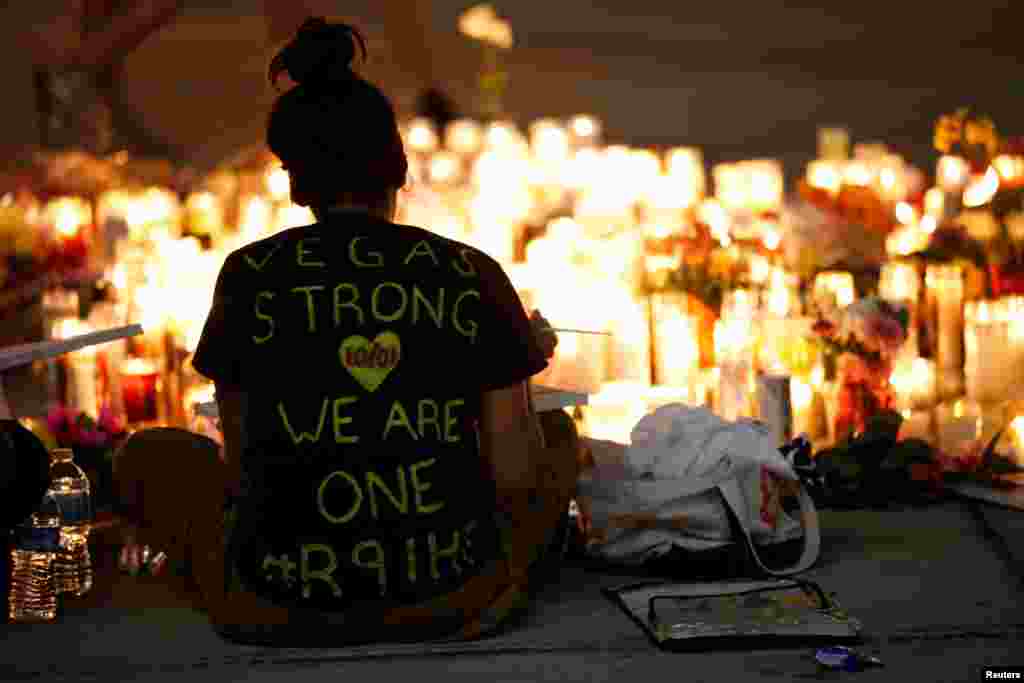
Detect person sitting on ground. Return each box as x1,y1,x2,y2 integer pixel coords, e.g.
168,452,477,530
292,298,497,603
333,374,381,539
114,17,578,646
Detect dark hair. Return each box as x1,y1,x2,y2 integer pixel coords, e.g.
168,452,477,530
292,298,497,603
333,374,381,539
267,18,408,211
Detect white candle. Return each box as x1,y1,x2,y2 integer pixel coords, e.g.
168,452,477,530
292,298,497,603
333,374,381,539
604,292,652,386
994,155,1024,185
879,262,920,304
937,155,970,193
889,357,937,410
445,119,483,155
806,160,842,196
964,300,1013,402
936,399,981,455
925,264,963,374
997,296,1024,379
66,351,99,419
1009,415,1024,468
923,187,945,217
652,294,698,391
715,317,756,421
791,376,824,440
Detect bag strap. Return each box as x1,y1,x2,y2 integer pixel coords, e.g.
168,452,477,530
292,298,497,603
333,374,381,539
717,479,821,577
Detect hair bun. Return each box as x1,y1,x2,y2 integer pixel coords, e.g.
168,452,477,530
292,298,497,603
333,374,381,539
269,18,368,89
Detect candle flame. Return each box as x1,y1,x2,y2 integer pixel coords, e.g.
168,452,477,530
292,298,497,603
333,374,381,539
265,167,290,200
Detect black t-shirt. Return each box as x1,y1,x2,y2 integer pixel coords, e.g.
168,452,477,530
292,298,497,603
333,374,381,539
192,211,547,612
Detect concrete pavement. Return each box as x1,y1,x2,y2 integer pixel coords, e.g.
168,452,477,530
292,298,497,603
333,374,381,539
1,500,1022,682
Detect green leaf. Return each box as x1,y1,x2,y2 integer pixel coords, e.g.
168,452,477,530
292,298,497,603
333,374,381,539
837,462,862,479
981,428,1005,468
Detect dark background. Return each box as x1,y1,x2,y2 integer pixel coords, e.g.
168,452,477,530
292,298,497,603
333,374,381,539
2,0,1021,180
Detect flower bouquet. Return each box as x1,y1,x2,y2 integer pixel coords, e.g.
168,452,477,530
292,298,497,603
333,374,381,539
28,403,127,511
807,412,946,509
933,109,1024,295
647,229,752,367
458,4,514,120
812,297,910,441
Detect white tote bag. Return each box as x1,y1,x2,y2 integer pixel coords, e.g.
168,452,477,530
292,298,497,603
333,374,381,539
575,406,821,577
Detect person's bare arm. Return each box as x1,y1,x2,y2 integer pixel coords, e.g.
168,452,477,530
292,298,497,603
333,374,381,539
215,382,245,499
479,380,549,578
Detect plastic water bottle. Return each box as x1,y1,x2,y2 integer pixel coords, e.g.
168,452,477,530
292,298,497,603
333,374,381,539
48,448,93,597
8,492,62,622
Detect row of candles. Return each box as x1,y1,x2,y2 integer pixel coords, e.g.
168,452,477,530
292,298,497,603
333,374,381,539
19,115,1024,465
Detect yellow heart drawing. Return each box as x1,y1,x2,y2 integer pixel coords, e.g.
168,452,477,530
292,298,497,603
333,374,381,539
339,332,402,392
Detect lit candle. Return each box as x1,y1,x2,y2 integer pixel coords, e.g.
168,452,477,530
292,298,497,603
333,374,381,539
925,264,964,376
842,161,873,187
121,357,160,424
404,118,439,154
812,271,856,315
999,296,1024,378
264,166,290,202
66,347,99,419
993,155,1024,186
604,291,651,387
427,151,462,186
889,357,937,410
790,376,824,440
665,147,706,199
936,155,970,193
584,381,649,444
924,187,945,217
886,225,931,259
806,161,842,196
45,196,92,265
568,114,602,148
745,160,785,213
184,192,224,238
715,316,756,421
713,163,746,212
875,154,908,202
879,262,920,303
652,294,699,392
1009,415,1024,468
936,399,981,455
445,119,483,156
964,300,1013,402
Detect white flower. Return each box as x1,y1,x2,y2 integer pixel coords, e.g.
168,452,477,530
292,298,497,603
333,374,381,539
458,4,513,48
459,5,497,40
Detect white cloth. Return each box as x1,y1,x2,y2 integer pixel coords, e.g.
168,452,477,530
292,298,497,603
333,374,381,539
627,404,797,483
